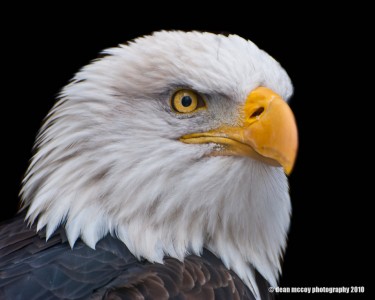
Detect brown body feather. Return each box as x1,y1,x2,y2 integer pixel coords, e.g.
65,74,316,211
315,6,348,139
0,213,273,299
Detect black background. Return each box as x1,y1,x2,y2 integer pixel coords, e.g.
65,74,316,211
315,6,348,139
1,8,371,299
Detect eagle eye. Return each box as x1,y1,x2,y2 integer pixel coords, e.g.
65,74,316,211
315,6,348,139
171,89,206,113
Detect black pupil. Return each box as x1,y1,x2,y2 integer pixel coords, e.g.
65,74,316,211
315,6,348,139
181,95,192,107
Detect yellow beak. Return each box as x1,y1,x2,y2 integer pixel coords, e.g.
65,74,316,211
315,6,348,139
180,87,298,175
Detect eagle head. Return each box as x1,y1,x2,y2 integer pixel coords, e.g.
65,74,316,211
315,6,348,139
21,31,297,298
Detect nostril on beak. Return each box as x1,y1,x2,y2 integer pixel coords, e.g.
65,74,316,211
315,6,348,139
250,107,264,118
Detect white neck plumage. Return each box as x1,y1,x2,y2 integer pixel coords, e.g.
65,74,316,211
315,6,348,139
23,141,290,299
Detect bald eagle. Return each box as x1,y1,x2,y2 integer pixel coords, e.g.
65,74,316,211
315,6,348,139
0,31,297,299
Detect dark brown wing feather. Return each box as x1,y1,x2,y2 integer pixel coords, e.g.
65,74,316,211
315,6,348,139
0,213,273,300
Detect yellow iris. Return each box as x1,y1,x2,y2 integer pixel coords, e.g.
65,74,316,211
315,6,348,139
171,89,206,113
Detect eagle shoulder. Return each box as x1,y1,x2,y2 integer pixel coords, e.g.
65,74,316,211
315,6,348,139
0,213,272,299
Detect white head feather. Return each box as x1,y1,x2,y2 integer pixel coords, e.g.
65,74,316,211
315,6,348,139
21,31,293,299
